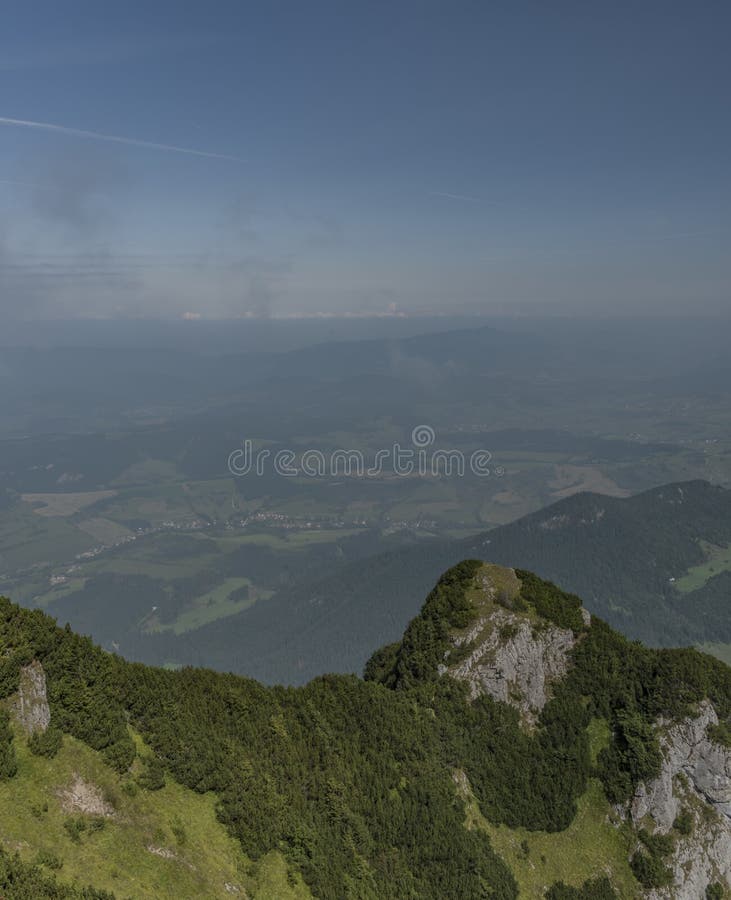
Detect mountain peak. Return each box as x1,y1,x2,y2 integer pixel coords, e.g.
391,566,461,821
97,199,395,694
364,561,589,692
444,565,588,726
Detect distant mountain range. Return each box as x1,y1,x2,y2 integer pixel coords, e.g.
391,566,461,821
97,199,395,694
3,317,730,436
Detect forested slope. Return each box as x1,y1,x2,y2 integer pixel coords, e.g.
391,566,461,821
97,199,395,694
124,480,731,684
0,561,729,897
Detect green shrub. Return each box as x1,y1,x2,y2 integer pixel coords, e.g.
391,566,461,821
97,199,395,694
170,817,187,846
515,570,586,631
630,850,672,888
28,725,63,758
630,829,674,889
63,817,87,844
35,848,63,870
368,560,483,689
87,817,106,834
0,844,112,898
136,754,165,791
499,622,520,641
638,827,674,857
707,721,731,747
597,711,662,803
0,709,17,780
673,807,693,835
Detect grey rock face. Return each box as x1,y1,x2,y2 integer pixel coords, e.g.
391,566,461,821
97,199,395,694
629,701,731,899
646,817,730,900
631,702,731,827
448,607,575,725
15,659,51,735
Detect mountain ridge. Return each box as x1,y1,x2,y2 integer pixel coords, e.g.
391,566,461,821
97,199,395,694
119,479,731,684
1,562,729,898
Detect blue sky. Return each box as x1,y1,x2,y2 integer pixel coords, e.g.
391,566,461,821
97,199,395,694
1,0,729,318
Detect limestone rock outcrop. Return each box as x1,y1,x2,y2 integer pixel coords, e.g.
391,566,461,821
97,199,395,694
14,659,50,735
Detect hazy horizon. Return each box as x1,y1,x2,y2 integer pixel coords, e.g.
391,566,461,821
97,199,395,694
2,1,730,321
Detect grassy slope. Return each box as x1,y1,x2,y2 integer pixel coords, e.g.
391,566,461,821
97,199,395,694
457,718,639,899
469,780,638,899
0,724,311,900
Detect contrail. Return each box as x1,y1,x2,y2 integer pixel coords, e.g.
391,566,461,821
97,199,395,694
0,177,68,191
0,116,245,162
0,178,38,187
430,190,480,202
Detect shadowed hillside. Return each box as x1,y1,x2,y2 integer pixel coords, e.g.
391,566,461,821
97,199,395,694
120,480,731,684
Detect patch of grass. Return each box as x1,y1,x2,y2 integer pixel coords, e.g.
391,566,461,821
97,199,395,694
0,505,91,571
675,542,731,593
0,725,310,899
41,577,88,603
252,851,312,900
461,775,638,899
166,578,272,634
111,459,184,487
447,564,532,651
75,517,133,545
464,563,521,614
587,717,612,766
21,492,118,518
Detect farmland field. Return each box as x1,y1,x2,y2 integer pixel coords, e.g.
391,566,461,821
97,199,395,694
21,490,117,517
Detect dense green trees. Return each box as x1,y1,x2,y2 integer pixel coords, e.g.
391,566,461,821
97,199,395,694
135,754,165,791
597,711,662,804
514,570,586,631
0,707,18,780
0,593,517,900
0,558,728,899
368,559,482,689
367,565,730,832
28,725,63,758
630,829,674,888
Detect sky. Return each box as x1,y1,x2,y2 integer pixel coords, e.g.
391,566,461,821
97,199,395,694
1,0,730,320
